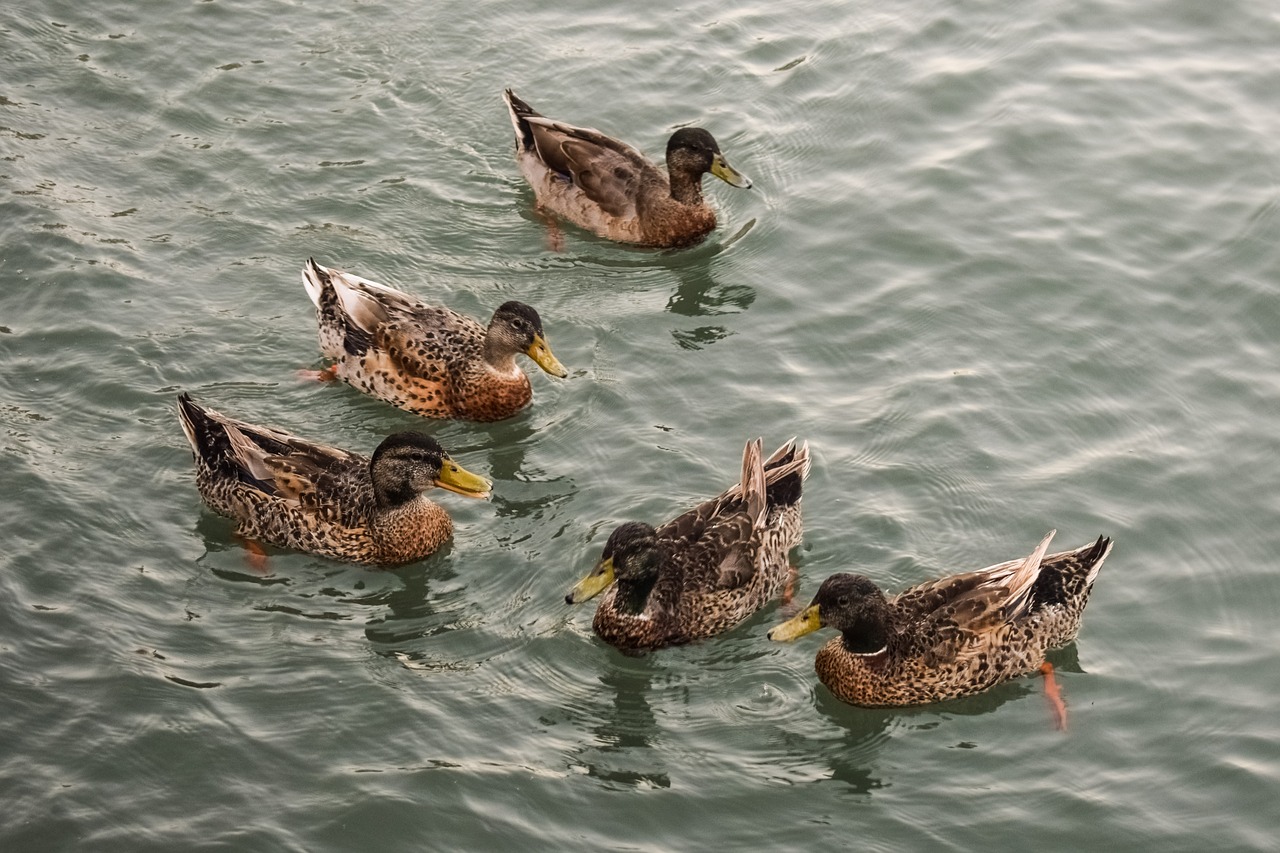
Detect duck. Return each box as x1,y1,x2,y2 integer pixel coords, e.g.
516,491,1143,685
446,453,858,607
768,530,1114,707
566,438,810,651
301,259,568,422
503,89,752,248
177,392,491,566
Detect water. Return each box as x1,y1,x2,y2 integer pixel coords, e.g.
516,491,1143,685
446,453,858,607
3,0,1279,849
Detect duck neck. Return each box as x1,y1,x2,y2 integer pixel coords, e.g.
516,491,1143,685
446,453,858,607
840,620,888,656
615,572,660,615
481,334,520,375
372,464,415,511
667,168,705,207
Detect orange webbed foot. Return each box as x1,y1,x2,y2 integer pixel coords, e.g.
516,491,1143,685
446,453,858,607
296,364,338,382
1040,661,1068,731
239,537,270,575
780,564,801,613
536,206,565,252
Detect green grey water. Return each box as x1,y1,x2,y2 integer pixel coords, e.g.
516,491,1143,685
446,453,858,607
3,0,1279,849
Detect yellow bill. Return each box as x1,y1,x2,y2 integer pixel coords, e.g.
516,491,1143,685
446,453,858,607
710,153,752,189
527,334,568,378
565,556,615,604
767,604,822,642
434,457,492,499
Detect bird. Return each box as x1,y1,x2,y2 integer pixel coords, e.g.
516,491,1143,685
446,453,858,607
177,392,491,566
301,258,567,422
768,530,1114,708
503,88,752,248
566,438,810,651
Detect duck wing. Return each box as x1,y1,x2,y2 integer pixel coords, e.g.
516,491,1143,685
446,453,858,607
907,531,1057,664
522,116,653,218
362,307,484,381
179,394,365,524
305,260,481,377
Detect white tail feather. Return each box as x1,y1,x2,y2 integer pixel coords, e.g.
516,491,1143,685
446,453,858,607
303,259,403,310
1084,537,1114,586
1005,529,1056,616
176,399,199,454
503,89,525,139
301,259,327,308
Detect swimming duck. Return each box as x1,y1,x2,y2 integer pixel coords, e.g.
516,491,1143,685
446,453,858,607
302,259,568,422
177,393,491,566
566,438,810,651
768,531,1114,707
503,89,752,248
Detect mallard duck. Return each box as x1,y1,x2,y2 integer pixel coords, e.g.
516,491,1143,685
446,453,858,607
768,531,1114,707
503,89,752,248
301,259,568,422
565,438,810,651
177,393,491,566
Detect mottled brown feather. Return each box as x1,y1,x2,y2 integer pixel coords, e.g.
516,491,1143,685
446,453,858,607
504,89,748,248
302,260,553,422
177,393,465,566
789,533,1113,706
581,439,811,651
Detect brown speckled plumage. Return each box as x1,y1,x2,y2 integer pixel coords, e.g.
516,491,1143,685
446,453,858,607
504,89,752,248
567,439,810,651
177,393,490,566
302,259,566,422
770,531,1114,706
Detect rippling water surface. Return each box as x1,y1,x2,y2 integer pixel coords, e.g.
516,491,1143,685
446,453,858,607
4,1,1280,850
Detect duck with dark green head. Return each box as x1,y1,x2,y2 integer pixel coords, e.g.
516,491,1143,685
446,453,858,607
566,439,809,651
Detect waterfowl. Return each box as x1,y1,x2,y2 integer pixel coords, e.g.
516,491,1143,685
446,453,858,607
302,259,568,422
177,393,491,566
768,531,1114,708
566,438,810,651
503,89,752,248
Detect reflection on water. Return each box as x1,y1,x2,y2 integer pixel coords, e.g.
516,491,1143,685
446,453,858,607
362,555,478,672
778,694,895,796
659,244,756,351
195,507,482,670
1045,642,1083,675
195,513,291,587
480,420,576,522
481,419,537,482
671,325,735,351
568,655,671,789
791,651,1082,796
664,263,755,319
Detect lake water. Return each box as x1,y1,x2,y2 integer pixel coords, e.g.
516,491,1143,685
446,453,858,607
3,0,1279,850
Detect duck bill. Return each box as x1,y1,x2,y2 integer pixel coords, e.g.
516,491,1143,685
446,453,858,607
527,334,568,378
565,556,615,604
767,604,822,642
710,154,752,189
434,458,492,499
